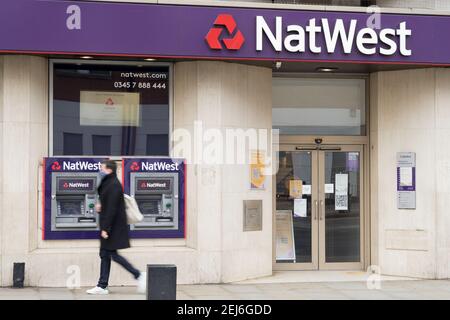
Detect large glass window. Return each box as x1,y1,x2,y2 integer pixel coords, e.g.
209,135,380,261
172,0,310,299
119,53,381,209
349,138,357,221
272,77,366,136
51,61,171,156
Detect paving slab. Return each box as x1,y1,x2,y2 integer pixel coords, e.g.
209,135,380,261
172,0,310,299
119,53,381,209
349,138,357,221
1,280,450,300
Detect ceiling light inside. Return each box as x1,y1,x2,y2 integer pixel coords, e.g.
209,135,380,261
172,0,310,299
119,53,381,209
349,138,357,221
316,67,338,72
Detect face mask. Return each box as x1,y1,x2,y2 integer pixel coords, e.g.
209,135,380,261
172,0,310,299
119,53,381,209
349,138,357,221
98,170,108,181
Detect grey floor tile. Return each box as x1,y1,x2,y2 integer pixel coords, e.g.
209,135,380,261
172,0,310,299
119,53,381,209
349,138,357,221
192,295,237,300
338,289,395,300
221,285,263,294
1,280,450,300
324,281,372,291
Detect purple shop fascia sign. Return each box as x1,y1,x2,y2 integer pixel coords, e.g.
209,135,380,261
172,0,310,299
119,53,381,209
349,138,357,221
2,0,450,65
122,158,186,239
43,157,106,240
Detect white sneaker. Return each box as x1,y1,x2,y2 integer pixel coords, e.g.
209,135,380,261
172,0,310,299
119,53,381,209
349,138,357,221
86,286,109,295
137,272,147,294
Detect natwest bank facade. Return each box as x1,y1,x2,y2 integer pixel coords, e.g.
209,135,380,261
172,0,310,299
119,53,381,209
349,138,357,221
1,0,450,287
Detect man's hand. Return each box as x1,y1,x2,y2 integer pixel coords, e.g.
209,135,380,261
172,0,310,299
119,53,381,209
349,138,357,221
101,230,109,239
95,203,101,213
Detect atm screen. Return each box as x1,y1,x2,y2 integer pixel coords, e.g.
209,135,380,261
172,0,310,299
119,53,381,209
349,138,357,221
57,178,96,193
58,200,83,216
136,179,171,192
137,200,160,215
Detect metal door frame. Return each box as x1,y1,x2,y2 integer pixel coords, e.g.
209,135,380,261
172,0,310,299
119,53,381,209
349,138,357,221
318,144,364,270
273,142,366,271
274,145,319,271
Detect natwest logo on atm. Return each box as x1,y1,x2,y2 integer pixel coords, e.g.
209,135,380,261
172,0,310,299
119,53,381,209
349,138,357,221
137,179,171,191
132,161,179,172
58,178,94,191
53,161,102,171
63,182,91,189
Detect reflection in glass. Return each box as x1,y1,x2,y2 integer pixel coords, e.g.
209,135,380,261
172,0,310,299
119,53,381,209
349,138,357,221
324,152,360,263
276,151,312,263
53,63,170,156
272,77,366,136
92,135,112,155
63,132,83,155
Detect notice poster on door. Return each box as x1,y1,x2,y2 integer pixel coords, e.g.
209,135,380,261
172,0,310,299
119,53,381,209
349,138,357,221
302,185,312,195
335,173,349,211
275,210,296,262
325,183,334,194
80,91,141,126
289,180,303,198
294,198,307,218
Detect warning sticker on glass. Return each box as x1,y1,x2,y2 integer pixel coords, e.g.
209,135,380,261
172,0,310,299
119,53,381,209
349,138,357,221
302,185,312,195
325,184,334,194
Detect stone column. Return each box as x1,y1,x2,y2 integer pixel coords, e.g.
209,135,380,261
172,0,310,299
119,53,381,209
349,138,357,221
0,56,48,286
370,68,450,279
174,61,273,283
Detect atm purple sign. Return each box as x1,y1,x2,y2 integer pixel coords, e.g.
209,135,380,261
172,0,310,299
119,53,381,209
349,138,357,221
2,0,450,64
123,158,186,239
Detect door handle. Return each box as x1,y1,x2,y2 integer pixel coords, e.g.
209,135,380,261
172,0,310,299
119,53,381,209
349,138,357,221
313,200,318,220
319,200,324,220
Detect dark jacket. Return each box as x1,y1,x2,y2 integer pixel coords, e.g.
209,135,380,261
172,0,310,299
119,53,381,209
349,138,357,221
97,173,130,250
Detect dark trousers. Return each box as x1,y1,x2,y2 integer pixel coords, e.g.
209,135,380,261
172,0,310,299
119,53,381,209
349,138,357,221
97,248,140,289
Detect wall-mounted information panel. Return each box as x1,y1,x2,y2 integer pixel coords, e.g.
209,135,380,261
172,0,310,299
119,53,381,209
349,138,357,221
397,152,416,209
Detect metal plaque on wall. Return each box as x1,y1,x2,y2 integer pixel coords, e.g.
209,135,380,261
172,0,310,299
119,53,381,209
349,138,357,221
243,200,263,232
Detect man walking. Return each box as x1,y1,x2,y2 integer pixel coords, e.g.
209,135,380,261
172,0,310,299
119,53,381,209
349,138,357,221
87,160,146,295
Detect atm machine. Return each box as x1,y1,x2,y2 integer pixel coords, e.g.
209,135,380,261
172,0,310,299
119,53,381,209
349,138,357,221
130,172,178,230
51,173,99,231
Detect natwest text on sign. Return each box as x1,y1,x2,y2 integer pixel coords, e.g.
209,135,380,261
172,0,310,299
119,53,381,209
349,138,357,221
256,17,412,56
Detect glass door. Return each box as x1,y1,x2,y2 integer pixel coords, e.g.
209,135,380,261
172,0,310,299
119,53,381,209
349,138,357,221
274,145,364,270
275,146,319,270
318,145,364,270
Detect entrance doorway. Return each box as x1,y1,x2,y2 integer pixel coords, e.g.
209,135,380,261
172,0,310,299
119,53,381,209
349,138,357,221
274,144,364,270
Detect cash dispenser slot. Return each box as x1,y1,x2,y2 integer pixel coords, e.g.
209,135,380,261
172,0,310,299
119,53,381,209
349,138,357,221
134,194,174,228
55,195,97,228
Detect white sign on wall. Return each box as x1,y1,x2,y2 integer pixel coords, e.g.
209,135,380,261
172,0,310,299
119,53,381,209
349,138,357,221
80,91,141,126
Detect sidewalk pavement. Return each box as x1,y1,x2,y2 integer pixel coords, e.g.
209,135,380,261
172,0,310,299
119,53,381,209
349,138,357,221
1,280,450,300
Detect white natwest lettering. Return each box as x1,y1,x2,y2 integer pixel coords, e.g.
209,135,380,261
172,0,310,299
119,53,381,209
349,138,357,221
62,161,102,171
256,16,412,56
146,182,167,188
141,162,179,171
68,182,90,188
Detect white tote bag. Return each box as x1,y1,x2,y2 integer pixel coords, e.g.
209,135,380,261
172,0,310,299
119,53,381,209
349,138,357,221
124,194,144,225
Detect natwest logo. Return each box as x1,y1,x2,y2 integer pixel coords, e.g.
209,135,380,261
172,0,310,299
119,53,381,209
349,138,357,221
130,162,140,171
51,161,61,171
141,182,168,189
141,161,179,171
205,14,245,50
255,16,412,56
62,161,101,171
